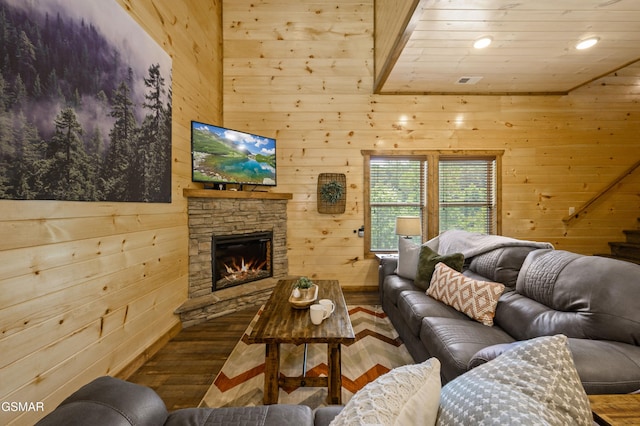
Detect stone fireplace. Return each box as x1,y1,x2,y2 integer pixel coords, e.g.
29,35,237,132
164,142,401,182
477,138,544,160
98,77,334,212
176,189,292,327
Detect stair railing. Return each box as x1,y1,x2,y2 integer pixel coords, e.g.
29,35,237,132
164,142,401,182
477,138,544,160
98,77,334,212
563,159,640,225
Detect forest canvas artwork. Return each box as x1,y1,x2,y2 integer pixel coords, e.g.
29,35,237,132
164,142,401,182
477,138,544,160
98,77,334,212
0,0,172,202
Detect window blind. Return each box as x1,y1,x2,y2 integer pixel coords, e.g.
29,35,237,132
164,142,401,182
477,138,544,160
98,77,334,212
369,158,425,251
439,158,496,234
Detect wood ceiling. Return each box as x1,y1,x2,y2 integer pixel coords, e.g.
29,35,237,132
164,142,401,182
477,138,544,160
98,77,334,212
374,0,640,95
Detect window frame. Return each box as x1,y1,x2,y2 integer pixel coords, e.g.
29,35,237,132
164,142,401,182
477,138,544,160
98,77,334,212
362,150,503,257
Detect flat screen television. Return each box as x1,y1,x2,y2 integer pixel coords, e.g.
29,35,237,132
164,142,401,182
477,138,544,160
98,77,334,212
191,120,277,188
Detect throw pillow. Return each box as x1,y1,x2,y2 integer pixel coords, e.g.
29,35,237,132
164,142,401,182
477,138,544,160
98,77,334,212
329,358,441,426
427,263,505,326
437,335,592,426
414,246,464,290
395,237,421,280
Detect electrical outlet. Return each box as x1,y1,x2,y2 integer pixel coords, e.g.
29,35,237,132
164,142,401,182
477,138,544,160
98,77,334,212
568,206,575,215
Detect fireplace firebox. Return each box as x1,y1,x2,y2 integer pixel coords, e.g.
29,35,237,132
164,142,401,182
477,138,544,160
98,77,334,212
212,231,273,291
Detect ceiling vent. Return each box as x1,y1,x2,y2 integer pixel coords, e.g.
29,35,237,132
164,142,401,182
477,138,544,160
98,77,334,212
455,76,483,85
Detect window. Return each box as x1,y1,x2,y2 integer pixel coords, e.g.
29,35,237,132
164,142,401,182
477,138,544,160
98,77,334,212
369,157,426,251
363,150,502,254
439,157,497,234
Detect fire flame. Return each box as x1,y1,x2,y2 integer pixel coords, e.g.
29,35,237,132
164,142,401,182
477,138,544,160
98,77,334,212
223,257,267,281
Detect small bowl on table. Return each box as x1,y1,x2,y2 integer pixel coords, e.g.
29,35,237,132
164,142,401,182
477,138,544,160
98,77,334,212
288,283,318,309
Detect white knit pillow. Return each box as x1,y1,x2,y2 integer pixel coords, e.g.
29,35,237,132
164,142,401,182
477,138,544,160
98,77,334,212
395,237,421,280
330,358,441,426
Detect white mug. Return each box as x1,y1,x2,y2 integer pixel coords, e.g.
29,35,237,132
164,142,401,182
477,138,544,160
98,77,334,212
318,299,335,317
310,304,329,325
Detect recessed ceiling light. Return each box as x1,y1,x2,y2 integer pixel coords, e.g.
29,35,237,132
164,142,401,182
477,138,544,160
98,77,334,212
473,37,493,49
576,37,599,50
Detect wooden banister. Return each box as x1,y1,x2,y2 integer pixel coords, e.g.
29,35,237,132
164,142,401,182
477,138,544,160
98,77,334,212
563,159,640,224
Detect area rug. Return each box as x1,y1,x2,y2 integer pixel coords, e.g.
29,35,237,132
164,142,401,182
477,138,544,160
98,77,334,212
199,305,414,409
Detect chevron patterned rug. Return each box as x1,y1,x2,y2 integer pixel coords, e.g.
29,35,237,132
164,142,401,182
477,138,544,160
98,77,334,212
199,305,414,409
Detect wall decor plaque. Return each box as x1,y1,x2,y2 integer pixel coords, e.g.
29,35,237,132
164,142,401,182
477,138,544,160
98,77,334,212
317,173,346,214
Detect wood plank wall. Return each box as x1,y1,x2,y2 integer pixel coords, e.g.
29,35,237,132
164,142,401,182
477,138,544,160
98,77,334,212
1,0,639,422
222,0,640,289
0,1,222,424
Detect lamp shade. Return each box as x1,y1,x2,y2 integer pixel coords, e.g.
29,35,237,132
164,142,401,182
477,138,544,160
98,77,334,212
395,216,421,237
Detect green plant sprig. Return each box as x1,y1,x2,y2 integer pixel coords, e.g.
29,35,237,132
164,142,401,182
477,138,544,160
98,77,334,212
320,181,344,204
294,276,314,289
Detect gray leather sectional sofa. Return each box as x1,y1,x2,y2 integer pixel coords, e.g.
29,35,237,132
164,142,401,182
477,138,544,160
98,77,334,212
379,230,640,394
36,230,640,425
35,375,342,426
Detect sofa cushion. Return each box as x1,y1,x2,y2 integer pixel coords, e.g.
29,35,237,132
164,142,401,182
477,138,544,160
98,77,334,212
515,249,640,345
329,358,441,426
382,297,433,363
414,246,464,290
427,263,505,326
382,274,419,307
166,405,313,426
397,291,467,336
565,338,640,395
420,316,514,383
494,291,587,340
314,406,344,426
437,335,592,426
467,245,537,288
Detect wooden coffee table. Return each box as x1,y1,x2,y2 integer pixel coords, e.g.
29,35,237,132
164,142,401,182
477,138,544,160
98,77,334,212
589,394,640,425
247,279,355,405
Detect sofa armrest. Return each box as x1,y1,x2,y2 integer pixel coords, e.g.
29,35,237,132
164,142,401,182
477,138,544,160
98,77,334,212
378,257,398,284
378,256,399,300
36,376,168,426
467,343,519,370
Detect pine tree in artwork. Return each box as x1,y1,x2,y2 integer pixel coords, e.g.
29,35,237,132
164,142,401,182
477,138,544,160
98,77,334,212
138,63,170,202
11,111,43,199
0,72,14,197
100,79,138,201
160,85,172,200
40,107,96,200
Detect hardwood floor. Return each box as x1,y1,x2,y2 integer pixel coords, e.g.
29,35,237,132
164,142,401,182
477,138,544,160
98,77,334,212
126,290,380,411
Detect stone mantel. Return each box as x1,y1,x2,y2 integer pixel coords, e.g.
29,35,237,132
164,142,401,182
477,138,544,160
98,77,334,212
183,188,293,200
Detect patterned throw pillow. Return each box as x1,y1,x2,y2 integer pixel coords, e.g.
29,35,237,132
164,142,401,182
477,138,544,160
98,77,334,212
437,335,592,426
427,262,505,326
414,246,464,290
329,358,441,426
